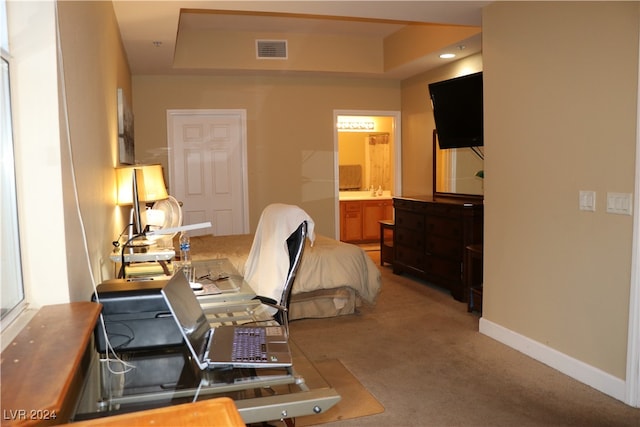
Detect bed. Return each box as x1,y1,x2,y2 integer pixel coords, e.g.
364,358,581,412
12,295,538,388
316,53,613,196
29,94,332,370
186,233,381,320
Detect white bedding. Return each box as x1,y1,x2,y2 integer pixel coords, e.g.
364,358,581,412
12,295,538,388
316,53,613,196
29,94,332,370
293,235,380,304
187,233,381,317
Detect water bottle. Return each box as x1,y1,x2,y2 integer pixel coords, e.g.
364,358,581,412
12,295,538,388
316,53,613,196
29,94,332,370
179,231,193,281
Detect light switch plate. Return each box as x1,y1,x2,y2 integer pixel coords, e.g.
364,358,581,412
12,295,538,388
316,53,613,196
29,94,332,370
606,192,633,215
579,191,596,212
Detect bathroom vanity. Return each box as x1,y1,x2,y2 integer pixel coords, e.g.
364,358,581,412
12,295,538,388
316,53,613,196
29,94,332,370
339,191,393,243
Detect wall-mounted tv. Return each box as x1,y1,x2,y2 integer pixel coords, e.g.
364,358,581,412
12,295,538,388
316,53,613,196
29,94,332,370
428,71,483,149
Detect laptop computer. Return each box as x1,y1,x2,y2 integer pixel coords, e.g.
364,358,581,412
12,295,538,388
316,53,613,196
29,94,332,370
160,270,292,370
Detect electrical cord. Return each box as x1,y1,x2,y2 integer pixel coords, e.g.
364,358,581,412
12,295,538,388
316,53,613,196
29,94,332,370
118,231,146,279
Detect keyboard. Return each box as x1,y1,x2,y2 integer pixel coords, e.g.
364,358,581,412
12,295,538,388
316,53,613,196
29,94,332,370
231,328,268,362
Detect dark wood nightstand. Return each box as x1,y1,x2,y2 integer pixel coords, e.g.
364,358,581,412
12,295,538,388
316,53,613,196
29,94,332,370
379,219,394,266
465,244,483,313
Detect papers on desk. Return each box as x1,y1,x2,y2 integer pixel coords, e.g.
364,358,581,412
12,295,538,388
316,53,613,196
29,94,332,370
193,282,223,296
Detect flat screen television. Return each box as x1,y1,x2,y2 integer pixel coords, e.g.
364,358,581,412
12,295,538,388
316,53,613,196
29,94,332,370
428,71,483,149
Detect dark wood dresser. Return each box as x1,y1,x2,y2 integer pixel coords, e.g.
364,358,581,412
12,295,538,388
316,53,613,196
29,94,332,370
392,196,483,301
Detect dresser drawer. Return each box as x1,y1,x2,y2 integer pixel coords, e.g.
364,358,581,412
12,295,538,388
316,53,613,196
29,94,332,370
394,198,427,213
424,256,461,283
425,203,462,218
395,246,425,271
395,227,425,250
425,216,461,239
395,210,424,231
425,234,461,258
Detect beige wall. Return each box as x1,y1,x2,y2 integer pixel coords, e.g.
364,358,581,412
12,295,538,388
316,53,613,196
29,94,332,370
133,75,400,236
56,1,132,298
384,24,480,72
176,29,383,74
400,53,483,196
483,2,638,380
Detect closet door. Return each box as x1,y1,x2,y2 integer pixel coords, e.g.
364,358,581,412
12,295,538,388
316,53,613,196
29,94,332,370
167,109,248,236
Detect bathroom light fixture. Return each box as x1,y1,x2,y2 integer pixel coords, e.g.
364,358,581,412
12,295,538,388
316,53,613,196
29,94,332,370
336,120,375,132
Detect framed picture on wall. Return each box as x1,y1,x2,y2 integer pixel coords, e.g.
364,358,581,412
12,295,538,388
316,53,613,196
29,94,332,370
117,88,134,165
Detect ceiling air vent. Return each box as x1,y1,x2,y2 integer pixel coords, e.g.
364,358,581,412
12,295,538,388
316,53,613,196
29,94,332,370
256,40,288,59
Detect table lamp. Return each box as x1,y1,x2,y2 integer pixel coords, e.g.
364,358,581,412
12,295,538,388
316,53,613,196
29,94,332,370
115,164,169,244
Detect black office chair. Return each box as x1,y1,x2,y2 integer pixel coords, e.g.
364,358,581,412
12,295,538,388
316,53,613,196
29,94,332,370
253,220,307,333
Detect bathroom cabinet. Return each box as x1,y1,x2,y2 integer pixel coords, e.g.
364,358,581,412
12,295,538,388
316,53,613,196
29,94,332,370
340,199,393,243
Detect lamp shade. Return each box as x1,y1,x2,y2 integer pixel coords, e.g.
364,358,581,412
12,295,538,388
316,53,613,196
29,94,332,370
116,164,168,205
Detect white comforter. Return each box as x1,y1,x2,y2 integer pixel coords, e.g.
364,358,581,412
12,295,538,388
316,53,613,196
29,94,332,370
188,233,381,305
295,235,380,304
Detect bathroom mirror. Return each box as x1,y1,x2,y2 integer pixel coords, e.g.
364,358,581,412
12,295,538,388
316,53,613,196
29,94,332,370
432,130,484,199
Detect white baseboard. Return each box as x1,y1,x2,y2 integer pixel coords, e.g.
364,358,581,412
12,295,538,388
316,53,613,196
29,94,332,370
479,317,627,403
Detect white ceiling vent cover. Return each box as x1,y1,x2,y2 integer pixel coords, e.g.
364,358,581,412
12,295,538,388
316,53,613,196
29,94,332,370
256,40,288,59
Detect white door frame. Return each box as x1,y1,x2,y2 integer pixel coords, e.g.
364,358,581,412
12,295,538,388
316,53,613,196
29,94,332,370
333,110,402,239
166,109,250,234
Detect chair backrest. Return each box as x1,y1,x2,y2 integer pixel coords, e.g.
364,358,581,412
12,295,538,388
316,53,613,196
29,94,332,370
275,220,307,326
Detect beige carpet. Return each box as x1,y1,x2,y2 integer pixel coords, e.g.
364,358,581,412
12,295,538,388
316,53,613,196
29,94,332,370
296,359,384,426
288,251,640,426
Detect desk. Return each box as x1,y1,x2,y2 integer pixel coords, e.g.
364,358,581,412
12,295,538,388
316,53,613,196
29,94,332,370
93,259,261,352
73,340,339,425
192,258,267,326
109,248,175,263
77,260,340,425
110,248,175,278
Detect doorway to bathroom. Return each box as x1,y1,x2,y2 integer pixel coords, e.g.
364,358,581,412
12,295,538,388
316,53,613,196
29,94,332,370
333,110,402,239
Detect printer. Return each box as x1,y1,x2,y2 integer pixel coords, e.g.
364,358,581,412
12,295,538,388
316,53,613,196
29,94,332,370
92,279,183,353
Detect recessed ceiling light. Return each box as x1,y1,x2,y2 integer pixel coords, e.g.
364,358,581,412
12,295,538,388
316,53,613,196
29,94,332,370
439,53,456,59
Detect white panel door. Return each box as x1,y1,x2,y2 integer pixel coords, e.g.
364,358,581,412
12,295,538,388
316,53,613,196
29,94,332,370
167,110,248,236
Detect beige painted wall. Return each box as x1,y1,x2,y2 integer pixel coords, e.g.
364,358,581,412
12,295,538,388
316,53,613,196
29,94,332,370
176,29,383,74
400,53,483,197
384,24,480,71
132,75,400,236
56,1,132,297
483,2,638,379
